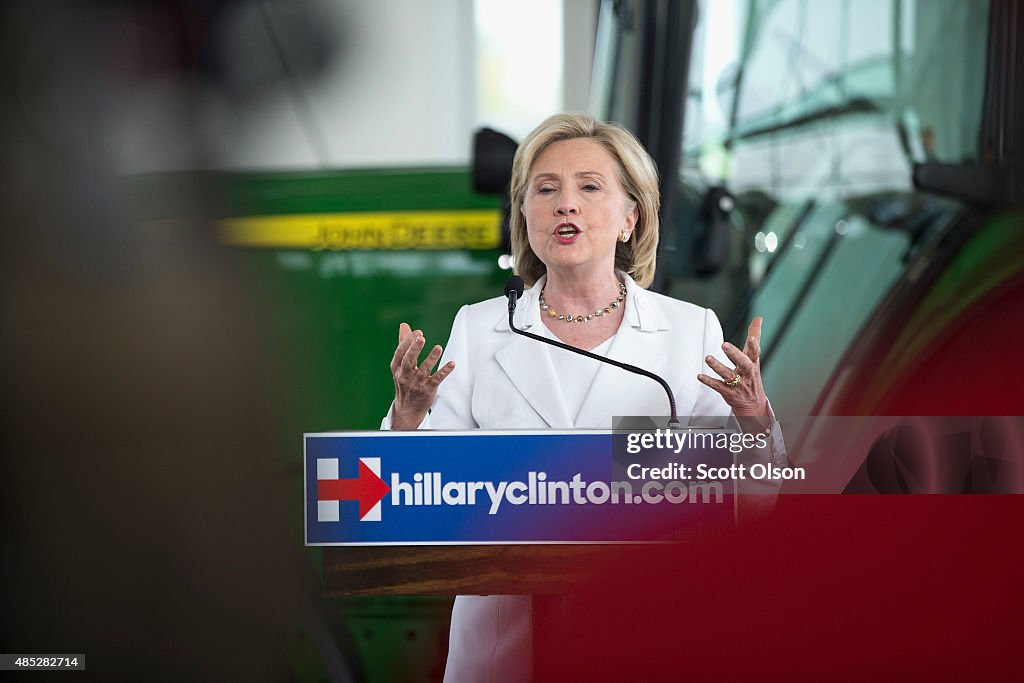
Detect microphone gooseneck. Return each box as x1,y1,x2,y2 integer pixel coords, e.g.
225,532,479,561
502,275,680,427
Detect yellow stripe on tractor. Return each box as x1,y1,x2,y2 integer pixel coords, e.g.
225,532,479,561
220,210,502,250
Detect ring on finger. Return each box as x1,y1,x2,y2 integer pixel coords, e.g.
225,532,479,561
726,373,742,387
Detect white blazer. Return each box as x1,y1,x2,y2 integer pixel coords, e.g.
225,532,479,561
382,272,784,682
384,272,736,431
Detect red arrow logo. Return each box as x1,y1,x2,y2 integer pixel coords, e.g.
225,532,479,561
317,460,391,519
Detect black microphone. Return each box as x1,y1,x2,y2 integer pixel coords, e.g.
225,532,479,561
504,274,524,314
503,275,680,427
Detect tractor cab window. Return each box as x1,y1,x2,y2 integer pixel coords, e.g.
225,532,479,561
665,0,989,416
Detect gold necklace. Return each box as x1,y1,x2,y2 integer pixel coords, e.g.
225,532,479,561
538,282,626,323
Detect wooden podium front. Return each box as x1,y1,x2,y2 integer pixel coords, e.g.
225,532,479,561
321,544,663,596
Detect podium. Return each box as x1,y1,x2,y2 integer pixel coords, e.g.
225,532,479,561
307,429,737,596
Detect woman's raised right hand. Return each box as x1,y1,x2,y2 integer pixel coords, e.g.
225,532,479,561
390,322,456,430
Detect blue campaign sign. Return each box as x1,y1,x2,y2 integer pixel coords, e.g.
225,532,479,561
304,430,736,545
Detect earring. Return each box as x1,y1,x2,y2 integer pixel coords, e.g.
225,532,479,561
620,230,630,242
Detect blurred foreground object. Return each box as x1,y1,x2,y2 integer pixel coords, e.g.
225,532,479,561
0,2,350,680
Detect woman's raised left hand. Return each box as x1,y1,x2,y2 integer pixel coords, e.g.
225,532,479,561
697,317,770,419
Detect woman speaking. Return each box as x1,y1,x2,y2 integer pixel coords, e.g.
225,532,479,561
383,113,783,682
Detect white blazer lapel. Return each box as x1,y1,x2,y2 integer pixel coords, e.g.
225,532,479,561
493,276,574,428
575,276,673,427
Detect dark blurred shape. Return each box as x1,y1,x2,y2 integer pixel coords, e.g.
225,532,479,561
471,126,517,194
913,162,1017,206
472,126,517,253
976,416,1008,486
211,0,339,101
0,2,351,680
692,185,734,277
6,0,340,174
844,191,951,245
863,424,935,493
845,418,1024,494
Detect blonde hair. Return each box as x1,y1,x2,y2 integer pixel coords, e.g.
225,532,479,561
509,112,660,288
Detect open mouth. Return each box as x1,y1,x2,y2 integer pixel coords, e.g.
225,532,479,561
555,223,580,239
